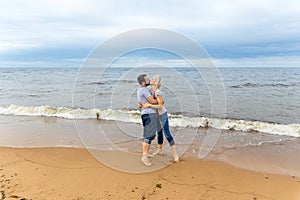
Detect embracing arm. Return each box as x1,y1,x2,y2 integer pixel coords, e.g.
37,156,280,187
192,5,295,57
138,98,157,108
143,95,164,109
137,101,142,108
147,96,157,104
138,88,157,108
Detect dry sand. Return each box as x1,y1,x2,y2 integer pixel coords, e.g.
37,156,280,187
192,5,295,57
0,147,300,200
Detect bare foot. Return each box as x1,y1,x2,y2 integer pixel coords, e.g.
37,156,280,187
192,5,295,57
153,149,163,156
174,154,179,162
141,157,151,166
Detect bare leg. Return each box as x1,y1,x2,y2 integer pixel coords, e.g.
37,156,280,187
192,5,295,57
172,145,179,162
146,143,151,155
153,144,163,155
142,142,149,155
141,142,151,166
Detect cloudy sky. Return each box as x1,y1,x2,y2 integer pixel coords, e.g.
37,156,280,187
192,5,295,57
1,0,300,66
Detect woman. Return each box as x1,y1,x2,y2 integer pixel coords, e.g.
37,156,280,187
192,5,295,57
143,75,179,162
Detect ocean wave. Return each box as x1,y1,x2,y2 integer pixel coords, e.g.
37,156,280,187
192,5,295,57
230,82,296,88
0,104,299,137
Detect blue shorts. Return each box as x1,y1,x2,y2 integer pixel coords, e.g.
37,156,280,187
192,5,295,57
141,113,157,144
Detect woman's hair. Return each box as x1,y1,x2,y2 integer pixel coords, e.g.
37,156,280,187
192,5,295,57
153,75,162,89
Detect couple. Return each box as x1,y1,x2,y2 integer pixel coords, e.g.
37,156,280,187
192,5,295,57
137,74,179,166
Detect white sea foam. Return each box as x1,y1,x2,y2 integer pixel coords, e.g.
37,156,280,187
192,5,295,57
0,104,299,137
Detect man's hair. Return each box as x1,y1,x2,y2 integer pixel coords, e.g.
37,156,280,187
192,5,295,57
137,74,147,85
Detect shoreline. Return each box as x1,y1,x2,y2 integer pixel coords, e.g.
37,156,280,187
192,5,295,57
1,115,300,177
1,146,300,199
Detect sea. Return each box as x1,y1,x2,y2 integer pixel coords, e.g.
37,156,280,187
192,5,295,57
0,66,299,174
0,67,299,131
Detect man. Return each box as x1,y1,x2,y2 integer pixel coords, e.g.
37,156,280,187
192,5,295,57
137,74,158,166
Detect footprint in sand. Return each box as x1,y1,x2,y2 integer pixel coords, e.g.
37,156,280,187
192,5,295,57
1,190,6,200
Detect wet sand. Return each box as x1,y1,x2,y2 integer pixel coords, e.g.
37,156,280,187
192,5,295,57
0,147,300,200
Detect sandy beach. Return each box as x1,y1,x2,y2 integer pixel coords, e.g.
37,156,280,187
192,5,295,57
0,147,299,200
0,115,300,199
